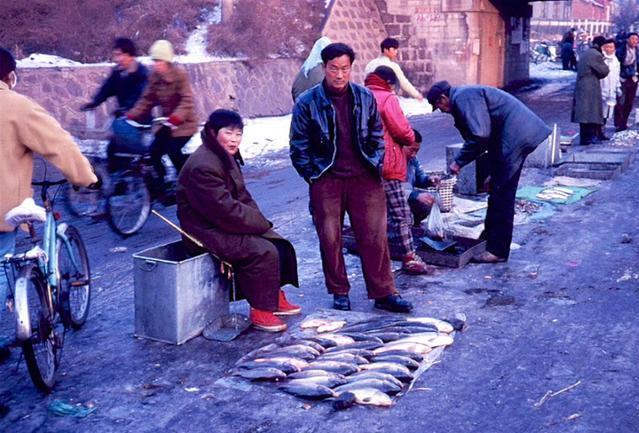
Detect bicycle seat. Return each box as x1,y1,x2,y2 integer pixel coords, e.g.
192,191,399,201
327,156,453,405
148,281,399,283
4,198,46,228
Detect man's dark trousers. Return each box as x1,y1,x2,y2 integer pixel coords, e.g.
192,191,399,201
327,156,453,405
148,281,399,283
614,78,638,131
310,171,396,299
482,163,524,259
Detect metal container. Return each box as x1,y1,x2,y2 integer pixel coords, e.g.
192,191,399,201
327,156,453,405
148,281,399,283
133,241,229,345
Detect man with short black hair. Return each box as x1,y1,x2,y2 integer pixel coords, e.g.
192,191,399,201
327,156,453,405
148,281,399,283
427,81,551,263
614,32,639,132
290,42,413,313
365,37,423,101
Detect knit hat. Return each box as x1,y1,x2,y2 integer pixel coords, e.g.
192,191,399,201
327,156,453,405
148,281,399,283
0,47,16,79
207,109,244,134
426,80,451,107
149,40,174,62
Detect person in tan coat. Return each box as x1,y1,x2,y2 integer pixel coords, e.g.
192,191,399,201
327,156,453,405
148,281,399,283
127,40,198,190
177,110,300,332
0,47,97,358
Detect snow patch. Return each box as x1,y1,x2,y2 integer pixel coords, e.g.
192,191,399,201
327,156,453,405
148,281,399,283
17,53,111,68
181,5,223,63
399,97,432,118
529,62,576,81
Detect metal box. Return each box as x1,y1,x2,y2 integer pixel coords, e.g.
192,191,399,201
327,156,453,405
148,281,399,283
133,241,229,345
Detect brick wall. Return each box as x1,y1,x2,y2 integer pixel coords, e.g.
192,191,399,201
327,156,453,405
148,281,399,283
17,59,301,139
572,0,610,21
321,0,387,84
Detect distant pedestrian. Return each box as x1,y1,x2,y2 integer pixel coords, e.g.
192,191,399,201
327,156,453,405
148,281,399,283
426,81,551,263
599,38,621,140
177,109,300,333
81,37,149,172
365,38,423,101
126,40,198,190
291,36,331,102
560,31,577,71
290,42,413,313
404,130,438,226
571,35,609,146
614,32,639,132
364,66,430,275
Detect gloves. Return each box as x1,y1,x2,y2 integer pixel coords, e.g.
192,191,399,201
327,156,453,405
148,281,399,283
168,114,183,126
80,102,96,111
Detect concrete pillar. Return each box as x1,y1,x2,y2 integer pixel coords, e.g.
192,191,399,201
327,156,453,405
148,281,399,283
222,0,234,22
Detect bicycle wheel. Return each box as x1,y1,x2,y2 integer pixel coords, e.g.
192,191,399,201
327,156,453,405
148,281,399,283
57,225,91,329
15,264,60,392
65,164,108,217
106,173,151,236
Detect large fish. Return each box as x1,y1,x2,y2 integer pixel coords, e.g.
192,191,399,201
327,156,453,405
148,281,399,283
334,378,401,395
359,362,413,382
346,371,403,388
300,318,338,329
305,336,338,349
315,333,355,346
279,382,336,399
294,339,326,353
259,344,321,361
236,360,301,374
338,332,381,342
375,341,432,355
370,355,420,370
370,349,423,362
364,332,402,342
317,352,370,365
317,320,346,333
285,374,348,388
363,326,420,334
230,367,287,381
305,360,360,375
324,339,384,354
288,369,334,379
334,388,393,407
390,333,454,348
252,356,309,370
236,343,281,365
405,317,454,333
338,317,403,334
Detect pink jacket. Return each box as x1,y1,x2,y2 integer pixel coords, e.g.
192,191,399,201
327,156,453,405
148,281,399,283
365,75,415,181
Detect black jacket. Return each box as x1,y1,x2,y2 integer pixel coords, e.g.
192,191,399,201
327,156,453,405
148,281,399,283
289,81,385,183
616,43,639,79
90,62,149,114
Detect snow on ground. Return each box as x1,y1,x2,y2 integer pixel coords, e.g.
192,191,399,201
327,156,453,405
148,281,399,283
399,96,432,117
529,61,575,81
17,53,111,68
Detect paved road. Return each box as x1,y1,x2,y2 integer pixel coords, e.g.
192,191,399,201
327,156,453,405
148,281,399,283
2,72,639,433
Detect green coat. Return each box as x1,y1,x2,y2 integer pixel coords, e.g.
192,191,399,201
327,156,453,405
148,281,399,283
571,47,609,125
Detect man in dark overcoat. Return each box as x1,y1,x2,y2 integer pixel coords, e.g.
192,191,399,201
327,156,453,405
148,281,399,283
571,35,610,145
176,110,299,332
426,81,551,263
614,32,639,132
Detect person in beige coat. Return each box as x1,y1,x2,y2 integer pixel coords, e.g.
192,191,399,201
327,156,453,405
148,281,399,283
0,47,97,358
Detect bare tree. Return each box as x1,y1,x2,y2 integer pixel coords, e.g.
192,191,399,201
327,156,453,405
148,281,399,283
613,0,639,32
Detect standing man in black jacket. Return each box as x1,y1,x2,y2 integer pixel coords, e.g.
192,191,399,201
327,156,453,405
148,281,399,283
81,38,149,171
289,43,413,313
614,32,639,132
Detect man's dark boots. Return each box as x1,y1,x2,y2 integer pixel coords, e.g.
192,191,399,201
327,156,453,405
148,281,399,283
374,294,413,313
333,294,351,311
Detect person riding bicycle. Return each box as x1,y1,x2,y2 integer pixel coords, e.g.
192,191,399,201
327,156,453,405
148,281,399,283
81,38,149,172
0,47,99,361
126,40,198,193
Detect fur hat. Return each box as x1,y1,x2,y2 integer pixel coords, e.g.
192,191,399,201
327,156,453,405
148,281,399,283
149,40,174,62
0,47,16,79
207,109,244,134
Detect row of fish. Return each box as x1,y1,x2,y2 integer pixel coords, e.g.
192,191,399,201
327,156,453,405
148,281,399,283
230,316,460,408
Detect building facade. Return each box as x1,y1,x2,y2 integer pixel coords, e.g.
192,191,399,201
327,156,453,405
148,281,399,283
531,0,615,40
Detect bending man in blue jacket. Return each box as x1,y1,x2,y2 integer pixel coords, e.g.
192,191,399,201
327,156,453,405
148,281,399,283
426,81,551,263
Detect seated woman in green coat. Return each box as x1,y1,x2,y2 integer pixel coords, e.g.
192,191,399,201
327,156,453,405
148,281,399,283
176,109,300,332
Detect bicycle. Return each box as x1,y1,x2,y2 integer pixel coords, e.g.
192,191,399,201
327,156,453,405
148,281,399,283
66,117,182,237
2,179,91,392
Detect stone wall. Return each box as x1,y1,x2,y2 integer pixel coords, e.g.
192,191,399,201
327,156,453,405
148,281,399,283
17,58,301,139
321,0,387,84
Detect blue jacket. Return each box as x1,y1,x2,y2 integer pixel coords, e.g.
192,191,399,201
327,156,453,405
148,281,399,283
406,157,430,202
450,85,551,186
90,63,149,115
289,82,385,183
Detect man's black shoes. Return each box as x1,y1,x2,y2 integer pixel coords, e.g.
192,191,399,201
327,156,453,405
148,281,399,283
333,294,351,311
374,294,413,313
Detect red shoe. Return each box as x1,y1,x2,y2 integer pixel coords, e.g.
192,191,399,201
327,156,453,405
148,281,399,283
249,308,287,332
401,251,434,275
274,290,302,316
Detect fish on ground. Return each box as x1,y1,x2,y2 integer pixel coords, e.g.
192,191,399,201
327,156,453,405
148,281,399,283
236,360,301,374
364,332,402,342
391,333,454,348
236,343,280,365
334,378,401,395
284,374,348,388
370,349,423,362
300,318,338,329
306,336,339,349
405,317,454,333
305,360,360,375
376,341,432,355
346,371,404,388
294,339,326,353
315,333,355,346
279,382,336,399
251,357,308,370
230,367,287,381
337,332,381,341
324,339,384,354
335,388,393,407
359,362,413,382
338,317,403,334
288,369,336,379
317,320,347,333
370,355,420,370
317,352,370,365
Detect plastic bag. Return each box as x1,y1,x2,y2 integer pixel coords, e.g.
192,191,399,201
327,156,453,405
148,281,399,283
425,202,446,240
